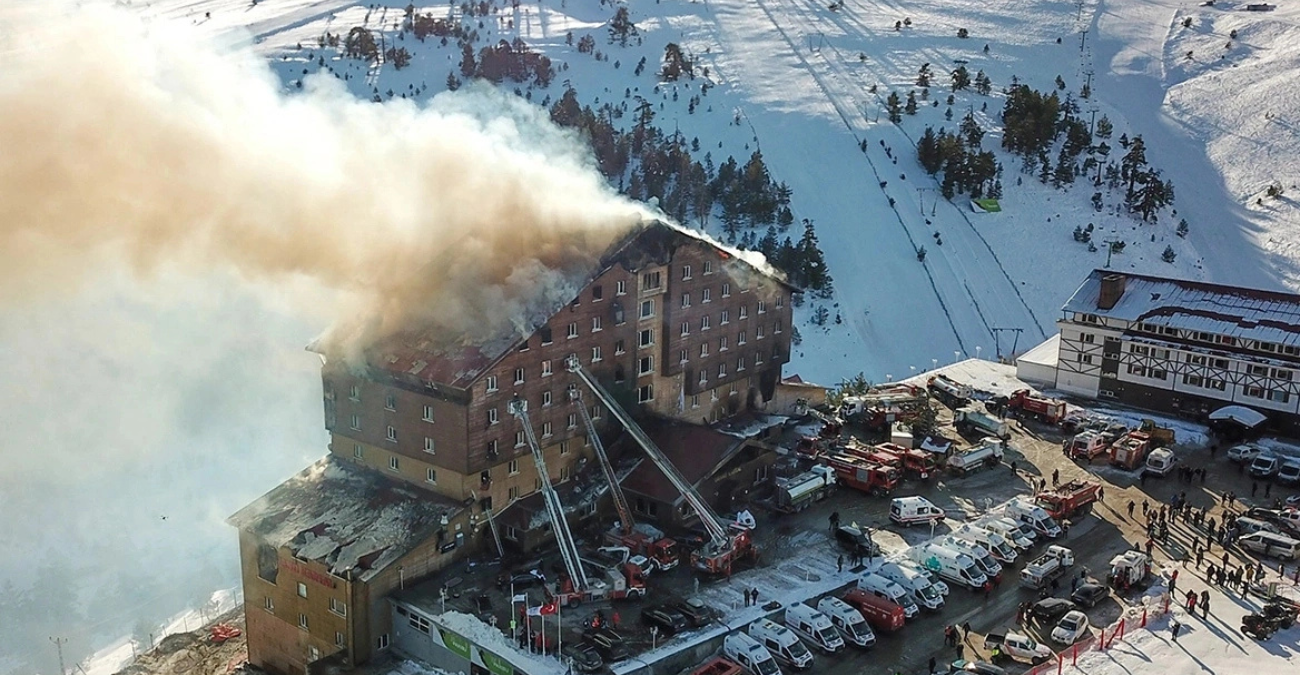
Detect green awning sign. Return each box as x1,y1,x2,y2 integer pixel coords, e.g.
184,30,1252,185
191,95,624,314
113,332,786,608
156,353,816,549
440,629,472,660
480,649,514,675
971,199,1001,212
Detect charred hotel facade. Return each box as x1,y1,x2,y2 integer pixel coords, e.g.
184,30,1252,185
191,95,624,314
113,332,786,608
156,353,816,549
228,221,800,675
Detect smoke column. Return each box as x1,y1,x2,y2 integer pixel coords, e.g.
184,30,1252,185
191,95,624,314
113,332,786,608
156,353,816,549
0,2,648,356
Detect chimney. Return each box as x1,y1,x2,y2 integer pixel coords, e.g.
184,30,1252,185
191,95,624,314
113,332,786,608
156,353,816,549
1097,273,1127,310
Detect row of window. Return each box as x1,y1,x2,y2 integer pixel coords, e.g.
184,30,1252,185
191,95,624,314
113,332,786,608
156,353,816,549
1129,344,1294,379
678,283,766,308
1243,385,1291,403
1133,321,1300,356
337,385,437,423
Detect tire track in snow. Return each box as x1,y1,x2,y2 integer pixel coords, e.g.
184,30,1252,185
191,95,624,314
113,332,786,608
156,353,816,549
772,0,1052,345
746,0,971,355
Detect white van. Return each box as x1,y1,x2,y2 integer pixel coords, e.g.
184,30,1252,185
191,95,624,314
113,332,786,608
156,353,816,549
897,559,950,595
784,603,845,654
1250,454,1281,478
979,517,1036,550
724,632,782,675
876,562,944,610
1238,532,1300,560
938,536,1003,580
1278,460,1300,485
815,597,875,648
748,618,814,671
1143,448,1177,477
889,496,946,527
952,525,1019,564
857,572,920,617
907,543,988,590
1005,499,1063,538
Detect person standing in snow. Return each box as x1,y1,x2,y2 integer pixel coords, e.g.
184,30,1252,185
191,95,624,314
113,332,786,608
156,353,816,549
1200,590,1210,618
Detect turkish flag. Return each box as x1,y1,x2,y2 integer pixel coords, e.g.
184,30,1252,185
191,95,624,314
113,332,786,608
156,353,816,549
539,601,558,615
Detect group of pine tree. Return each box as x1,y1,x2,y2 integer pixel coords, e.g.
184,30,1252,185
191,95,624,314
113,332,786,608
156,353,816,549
909,72,1175,223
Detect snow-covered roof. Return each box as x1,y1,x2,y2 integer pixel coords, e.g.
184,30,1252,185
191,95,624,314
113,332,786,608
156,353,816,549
1063,269,1300,346
1017,334,1060,368
1207,405,1268,428
227,456,465,582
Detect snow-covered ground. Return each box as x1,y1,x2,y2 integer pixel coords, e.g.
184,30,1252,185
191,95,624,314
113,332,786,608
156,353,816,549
6,0,1300,670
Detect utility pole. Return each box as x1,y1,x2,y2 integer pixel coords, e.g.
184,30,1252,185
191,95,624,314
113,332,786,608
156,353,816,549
50,637,68,675
1103,239,1121,268
1079,29,1088,55
991,327,1025,360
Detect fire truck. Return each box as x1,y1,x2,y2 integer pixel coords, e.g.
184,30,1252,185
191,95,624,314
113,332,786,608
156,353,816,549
1006,389,1068,425
824,453,900,496
1109,431,1152,470
927,374,974,409
1034,480,1101,520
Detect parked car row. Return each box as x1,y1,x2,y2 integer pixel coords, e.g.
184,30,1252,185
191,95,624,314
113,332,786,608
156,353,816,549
1228,444,1300,485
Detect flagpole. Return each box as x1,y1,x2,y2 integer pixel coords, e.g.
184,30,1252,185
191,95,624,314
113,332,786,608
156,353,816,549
557,598,562,659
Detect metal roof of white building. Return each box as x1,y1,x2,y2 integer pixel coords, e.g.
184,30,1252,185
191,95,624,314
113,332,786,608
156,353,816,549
1062,270,1300,346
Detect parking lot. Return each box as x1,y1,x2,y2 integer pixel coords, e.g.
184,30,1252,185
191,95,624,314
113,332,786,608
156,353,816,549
420,384,1300,675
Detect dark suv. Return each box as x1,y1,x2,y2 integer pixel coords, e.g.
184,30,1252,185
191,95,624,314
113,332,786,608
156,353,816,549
835,525,879,557
583,628,630,662
641,606,690,636
667,598,714,628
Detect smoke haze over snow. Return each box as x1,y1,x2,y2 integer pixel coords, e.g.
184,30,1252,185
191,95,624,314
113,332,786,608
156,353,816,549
0,1,646,671
0,1,647,355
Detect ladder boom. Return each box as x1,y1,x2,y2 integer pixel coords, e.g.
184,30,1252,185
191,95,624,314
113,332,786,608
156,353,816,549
572,388,635,535
565,358,730,549
509,397,588,590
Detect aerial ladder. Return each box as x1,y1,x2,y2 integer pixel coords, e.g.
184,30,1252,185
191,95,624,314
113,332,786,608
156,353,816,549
508,396,588,591
565,356,755,575
572,387,680,570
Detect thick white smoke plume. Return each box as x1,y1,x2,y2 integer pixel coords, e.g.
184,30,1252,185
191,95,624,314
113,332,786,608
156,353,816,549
0,2,648,357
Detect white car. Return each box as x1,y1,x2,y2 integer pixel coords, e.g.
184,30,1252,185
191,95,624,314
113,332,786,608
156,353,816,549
1228,444,1263,464
1050,610,1090,645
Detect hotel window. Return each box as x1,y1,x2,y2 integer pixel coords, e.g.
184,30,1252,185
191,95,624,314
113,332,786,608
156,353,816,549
330,599,347,617
388,456,400,471
508,459,519,474
567,413,577,429
1248,365,1269,377
299,614,309,630
349,385,360,401
738,331,747,345
592,285,604,301
639,329,655,348
591,405,601,421
1208,379,1226,391
722,283,731,298
639,356,654,375
488,408,499,425
542,360,553,377
542,421,553,437
264,596,274,612
698,370,708,385
386,425,397,442
1244,385,1265,398
1269,390,1290,403
486,440,498,458
681,322,691,337
679,349,688,364
638,384,654,403
1126,365,1147,377
426,468,437,484
422,405,434,422
560,441,570,455
682,264,692,280
539,326,553,345
755,351,764,365
592,316,603,332
642,271,662,290
700,343,710,357
1212,358,1229,369
349,415,361,431
336,633,346,648
1077,354,1093,365
701,316,711,331
1081,333,1095,343
424,437,436,454
739,305,748,320
542,390,553,407
757,324,765,340
1130,345,1148,355
721,309,730,325
298,583,308,598
702,288,712,303
353,444,363,459
691,394,700,408
514,431,526,448
592,346,603,363
486,376,498,392
757,300,767,314
737,356,746,372
1187,355,1207,365
774,322,782,334
1151,369,1168,381
385,393,396,411
1183,374,1203,388
616,280,627,295
718,363,728,378
567,322,579,339
703,260,714,275
719,336,729,352
682,293,692,309
508,486,520,500
640,299,655,319
615,339,626,355
776,295,784,308
1152,349,1170,360
378,635,390,650
1274,368,1293,381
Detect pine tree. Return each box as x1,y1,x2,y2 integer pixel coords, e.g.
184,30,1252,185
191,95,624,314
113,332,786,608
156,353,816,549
905,90,918,115
1176,219,1189,237
608,6,638,46
887,91,903,123
974,70,992,95
1162,245,1177,263
960,112,984,148
916,63,932,87
951,65,971,91
917,127,945,174
1120,135,1148,193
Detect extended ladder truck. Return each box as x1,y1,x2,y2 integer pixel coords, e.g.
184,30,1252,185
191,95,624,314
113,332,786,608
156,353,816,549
509,397,646,607
571,388,680,572
566,357,757,577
